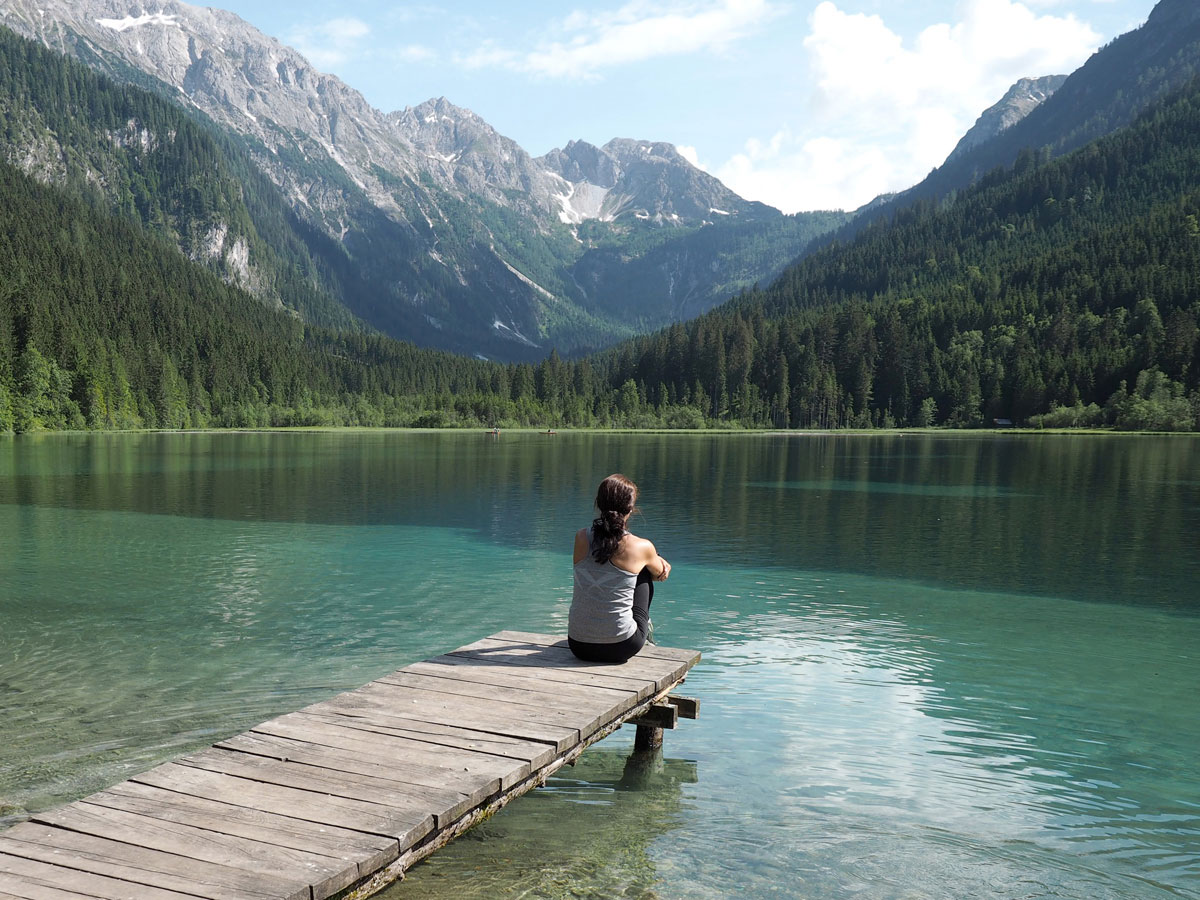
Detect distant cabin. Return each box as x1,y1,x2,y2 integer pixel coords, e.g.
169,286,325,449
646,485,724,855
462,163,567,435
993,418,1015,428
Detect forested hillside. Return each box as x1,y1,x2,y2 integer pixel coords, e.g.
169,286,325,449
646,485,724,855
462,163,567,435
4,56,1200,433
0,26,372,332
591,79,1200,431
858,0,1200,231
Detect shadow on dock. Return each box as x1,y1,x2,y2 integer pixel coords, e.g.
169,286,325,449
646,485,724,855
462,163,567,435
388,745,699,899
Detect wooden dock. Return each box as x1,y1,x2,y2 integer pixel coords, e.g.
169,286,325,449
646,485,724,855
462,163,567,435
0,631,700,899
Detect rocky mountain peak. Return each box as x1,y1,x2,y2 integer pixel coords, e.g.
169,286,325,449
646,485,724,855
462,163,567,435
944,74,1068,165
539,140,619,189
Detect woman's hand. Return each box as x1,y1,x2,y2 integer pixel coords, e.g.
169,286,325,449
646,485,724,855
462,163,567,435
655,556,671,581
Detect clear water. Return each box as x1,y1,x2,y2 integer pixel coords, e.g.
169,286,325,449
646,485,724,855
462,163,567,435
1,431,1197,899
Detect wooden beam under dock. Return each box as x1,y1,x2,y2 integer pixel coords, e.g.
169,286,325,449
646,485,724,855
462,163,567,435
0,631,700,900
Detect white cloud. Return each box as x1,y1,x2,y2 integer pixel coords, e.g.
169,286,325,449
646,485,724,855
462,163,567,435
460,0,781,80
396,44,437,64
676,144,704,168
717,0,1101,212
287,17,371,70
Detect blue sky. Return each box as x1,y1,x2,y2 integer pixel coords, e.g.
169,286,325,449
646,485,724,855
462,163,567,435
213,0,1160,212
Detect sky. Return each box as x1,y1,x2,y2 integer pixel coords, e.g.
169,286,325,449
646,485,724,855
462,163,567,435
210,0,1160,213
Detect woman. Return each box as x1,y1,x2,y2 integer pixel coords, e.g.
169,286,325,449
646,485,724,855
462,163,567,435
568,473,671,663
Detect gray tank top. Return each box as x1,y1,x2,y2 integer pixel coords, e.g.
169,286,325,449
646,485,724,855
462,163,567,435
569,528,639,644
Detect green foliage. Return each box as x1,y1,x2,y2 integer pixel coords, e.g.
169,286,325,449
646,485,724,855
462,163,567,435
1108,370,1196,431
578,77,1200,430
0,26,362,333
4,28,1200,435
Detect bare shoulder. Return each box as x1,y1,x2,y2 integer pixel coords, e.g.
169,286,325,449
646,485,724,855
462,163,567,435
620,533,658,566
573,527,590,564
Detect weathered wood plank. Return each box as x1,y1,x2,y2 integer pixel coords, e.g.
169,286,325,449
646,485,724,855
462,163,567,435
33,801,359,900
364,674,619,736
494,631,702,665
215,732,487,816
176,748,471,830
0,631,700,900
87,781,398,877
252,713,525,790
354,680,600,736
302,710,557,770
0,824,304,900
319,689,579,752
416,653,657,700
132,763,434,847
400,658,641,707
628,703,679,730
377,669,637,718
446,643,688,693
0,854,198,900
666,695,701,719
459,636,695,683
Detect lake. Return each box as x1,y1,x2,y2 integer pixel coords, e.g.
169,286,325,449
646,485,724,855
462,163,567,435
1,431,1197,898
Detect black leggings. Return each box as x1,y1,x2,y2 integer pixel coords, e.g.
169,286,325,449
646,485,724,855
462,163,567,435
568,568,655,663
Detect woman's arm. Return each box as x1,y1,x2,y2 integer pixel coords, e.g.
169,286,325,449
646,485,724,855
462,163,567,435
635,537,671,581
573,528,589,565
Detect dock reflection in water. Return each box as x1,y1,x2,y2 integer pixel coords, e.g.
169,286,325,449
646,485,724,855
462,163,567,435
392,747,698,900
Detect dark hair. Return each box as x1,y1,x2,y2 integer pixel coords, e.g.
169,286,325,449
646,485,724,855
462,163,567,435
591,473,637,564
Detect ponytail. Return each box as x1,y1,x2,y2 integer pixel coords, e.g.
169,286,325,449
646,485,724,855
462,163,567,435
591,473,637,564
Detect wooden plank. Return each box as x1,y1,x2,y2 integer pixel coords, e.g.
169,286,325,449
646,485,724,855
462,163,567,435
301,710,557,770
215,732,487,816
132,763,433,847
33,801,359,900
0,854,199,900
400,659,640,705
455,636,694,685
381,667,638,717
0,824,304,900
666,695,701,719
176,748,469,831
318,690,578,753
416,653,657,700
0,869,105,900
0,886,66,900
628,703,679,730
398,657,643,710
446,644,688,693
355,680,599,734
493,630,702,665
88,781,397,877
251,713,526,791
373,671,624,719
0,631,701,900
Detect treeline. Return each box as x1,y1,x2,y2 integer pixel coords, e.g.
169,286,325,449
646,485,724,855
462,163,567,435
584,77,1200,431
0,25,366,332
4,50,1200,433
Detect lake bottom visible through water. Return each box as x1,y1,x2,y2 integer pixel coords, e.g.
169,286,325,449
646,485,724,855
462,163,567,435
0,431,1197,899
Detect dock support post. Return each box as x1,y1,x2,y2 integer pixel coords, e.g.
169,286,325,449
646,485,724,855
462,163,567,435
634,724,663,751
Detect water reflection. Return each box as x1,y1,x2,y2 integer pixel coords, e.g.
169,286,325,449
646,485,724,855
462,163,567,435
1,432,1196,610
673,567,1200,895
2,433,1198,898
392,746,698,900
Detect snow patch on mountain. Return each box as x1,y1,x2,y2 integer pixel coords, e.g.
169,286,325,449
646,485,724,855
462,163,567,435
551,174,611,224
96,12,179,31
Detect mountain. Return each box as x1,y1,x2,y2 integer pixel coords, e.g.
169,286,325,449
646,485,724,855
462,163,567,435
540,138,776,225
943,75,1067,165
885,0,1200,208
589,71,1200,430
0,0,844,360
6,53,1200,433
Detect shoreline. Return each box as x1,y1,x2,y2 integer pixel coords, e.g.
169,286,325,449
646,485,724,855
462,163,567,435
2,426,1197,437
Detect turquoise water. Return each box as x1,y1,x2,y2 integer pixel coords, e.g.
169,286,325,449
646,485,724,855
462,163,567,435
1,432,1198,898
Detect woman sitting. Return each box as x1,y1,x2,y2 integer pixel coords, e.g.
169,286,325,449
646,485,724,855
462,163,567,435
568,473,671,663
